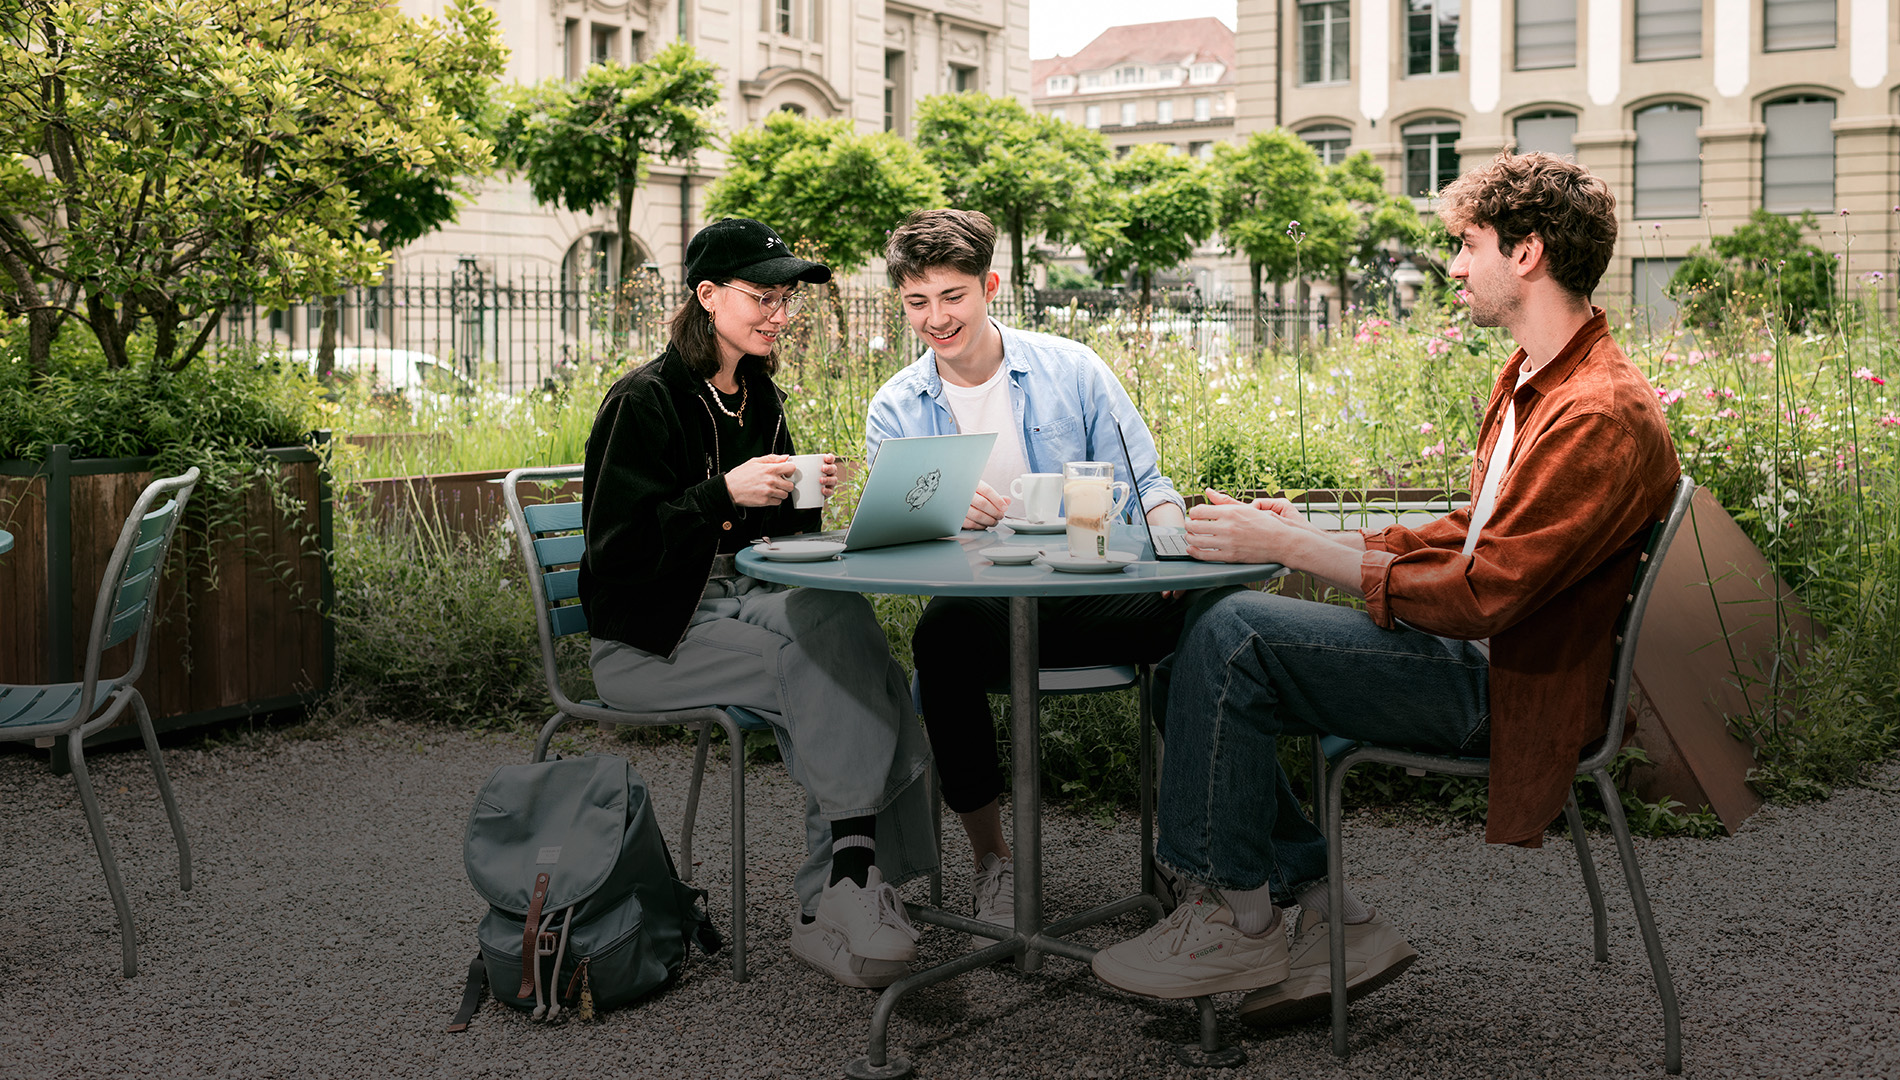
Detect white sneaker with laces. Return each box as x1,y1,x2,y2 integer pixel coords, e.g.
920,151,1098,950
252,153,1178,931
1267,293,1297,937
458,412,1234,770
1091,889,1290,999
971,852,1015,941
814,866,920,963
788,911,909,988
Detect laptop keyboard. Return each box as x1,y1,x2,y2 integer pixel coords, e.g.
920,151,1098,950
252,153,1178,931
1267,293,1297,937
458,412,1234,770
1150,529,1189,557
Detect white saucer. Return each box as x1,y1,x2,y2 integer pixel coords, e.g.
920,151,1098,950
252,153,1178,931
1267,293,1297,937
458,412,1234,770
1001,516,1067,534
980,545,1043,566
1038,550,1140,573
752,539,846,562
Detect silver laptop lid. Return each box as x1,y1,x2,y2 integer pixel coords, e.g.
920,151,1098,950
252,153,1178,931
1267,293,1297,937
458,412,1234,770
846,432,998,551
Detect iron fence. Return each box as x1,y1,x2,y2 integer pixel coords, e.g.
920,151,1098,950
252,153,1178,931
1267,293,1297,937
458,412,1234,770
214,267,1332,394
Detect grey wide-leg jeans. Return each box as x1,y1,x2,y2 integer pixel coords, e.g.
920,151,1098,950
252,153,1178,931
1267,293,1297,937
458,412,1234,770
591,576,937,916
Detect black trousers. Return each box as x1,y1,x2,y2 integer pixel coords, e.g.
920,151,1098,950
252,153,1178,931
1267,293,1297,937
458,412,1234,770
912,592,1188,814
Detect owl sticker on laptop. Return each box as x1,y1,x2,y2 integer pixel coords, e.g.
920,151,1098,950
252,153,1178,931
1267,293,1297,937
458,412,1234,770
904,469,941,511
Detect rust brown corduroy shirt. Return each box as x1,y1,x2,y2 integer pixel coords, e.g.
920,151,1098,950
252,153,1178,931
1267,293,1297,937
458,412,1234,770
1358,309,1681,847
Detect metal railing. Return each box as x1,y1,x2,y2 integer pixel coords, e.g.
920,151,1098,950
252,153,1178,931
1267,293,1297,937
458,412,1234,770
214,267,1333,394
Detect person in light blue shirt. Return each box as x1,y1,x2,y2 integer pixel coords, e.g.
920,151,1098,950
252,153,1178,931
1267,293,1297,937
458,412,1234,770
865,209,1188,937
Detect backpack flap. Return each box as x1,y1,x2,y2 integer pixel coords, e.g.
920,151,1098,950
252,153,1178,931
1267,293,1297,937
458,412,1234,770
464,755,628,914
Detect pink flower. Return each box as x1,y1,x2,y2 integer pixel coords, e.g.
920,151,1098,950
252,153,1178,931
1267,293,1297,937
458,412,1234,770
1749,351,1775,366
1419,422,1435,435
1715,408,1740,420
1425,338,1451,356
1661,351,1679,365
1878,414,1900,428
1655,387,1685,407
1441,326,1464,340
1853,367,1888,385
1422,440,1446,458
1454,289,1472,307
1686,350,1705,366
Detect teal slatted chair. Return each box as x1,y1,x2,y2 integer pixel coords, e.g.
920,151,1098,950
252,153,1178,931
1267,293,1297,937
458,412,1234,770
1309,476,1696,1073
0,466,200,977
502,466,771,981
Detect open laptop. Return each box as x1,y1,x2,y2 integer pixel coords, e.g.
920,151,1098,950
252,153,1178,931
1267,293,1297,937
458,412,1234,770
791,432,997,551
1113,420,1193,560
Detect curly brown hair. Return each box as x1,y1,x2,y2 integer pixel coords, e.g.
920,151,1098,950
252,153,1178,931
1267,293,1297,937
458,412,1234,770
1438,153,1619,299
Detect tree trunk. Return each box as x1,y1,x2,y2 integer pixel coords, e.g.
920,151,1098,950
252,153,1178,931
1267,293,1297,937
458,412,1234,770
615,173,639,336
317,296,341,377
827,279,848,349
1010,208,1029,321
84,290,130,370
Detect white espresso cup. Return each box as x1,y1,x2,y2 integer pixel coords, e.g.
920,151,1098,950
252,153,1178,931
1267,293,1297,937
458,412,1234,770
1063,461,1130,559
1009,472,1064,523
788,454,827,509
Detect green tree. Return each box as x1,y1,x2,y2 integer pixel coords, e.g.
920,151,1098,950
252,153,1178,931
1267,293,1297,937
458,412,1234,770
499,42,720,331
1668,209,1836,330
1080,144,1217,311
705,110,942,334
1316,151,1421,304
1211,130,1349,303
914,94,1108,302
0,0,503,374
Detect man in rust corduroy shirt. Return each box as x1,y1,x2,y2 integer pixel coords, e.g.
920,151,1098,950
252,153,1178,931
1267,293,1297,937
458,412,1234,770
1090,154,1681,1025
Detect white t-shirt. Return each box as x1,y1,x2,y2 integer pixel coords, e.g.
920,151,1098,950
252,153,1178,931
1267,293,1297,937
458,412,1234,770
1461,359,1536,660
939,361,1031,510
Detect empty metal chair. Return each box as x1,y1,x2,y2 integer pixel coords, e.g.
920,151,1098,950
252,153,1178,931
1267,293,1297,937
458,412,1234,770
0,466,201,977
502,465,770,981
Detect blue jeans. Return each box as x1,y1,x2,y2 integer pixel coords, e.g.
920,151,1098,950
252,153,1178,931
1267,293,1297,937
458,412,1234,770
1155,589,1491,901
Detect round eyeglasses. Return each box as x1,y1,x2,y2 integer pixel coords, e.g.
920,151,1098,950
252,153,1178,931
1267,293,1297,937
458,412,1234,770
721,282,805,317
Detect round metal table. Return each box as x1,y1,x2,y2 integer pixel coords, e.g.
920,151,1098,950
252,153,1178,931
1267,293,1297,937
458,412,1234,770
0,529,12,556
739,523,1281,1079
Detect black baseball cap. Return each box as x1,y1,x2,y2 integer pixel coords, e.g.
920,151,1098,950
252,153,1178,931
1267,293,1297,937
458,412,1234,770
685,218,832,288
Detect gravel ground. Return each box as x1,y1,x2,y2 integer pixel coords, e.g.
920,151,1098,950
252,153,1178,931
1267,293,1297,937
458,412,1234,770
1,719,1894,1080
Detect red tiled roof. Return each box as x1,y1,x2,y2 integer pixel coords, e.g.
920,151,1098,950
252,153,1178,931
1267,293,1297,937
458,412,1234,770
1035,17,1236,79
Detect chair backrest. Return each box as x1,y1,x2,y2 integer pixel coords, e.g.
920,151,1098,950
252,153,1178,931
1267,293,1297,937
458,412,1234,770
1586,475,1697,772
79,467,202,702
502,466,587,710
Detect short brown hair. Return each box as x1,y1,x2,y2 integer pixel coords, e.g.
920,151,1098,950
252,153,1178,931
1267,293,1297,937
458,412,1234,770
1437,153,1619,299
886,209,996,286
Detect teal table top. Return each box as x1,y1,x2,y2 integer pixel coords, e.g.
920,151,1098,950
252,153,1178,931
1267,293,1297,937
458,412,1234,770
0,529,11,555
736,523,1281,597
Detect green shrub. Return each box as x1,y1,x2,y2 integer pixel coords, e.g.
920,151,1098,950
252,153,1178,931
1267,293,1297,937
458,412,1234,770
1668,210,1837,332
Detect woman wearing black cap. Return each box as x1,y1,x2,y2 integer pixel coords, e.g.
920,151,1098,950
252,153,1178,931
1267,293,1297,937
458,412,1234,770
578,219,935,989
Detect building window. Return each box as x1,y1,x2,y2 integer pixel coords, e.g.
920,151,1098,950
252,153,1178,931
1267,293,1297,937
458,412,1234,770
1634,0,1701,60
885,51,905,133
563,18,582,80
1046,75,1073,94
1117,65,1142,84
1158,99,1174,124
1514,111,1577,157
1194,96,1211,121
1407,0,1460,76
1191,141,1214,160
1762,96,1835,212
1121,102,1138,126
1191,62,1221,81
1515,0,1575,69
1300,0,1351,84
774,0,792,35
1403,120,1461,197
950,63,976,93
591,24,618,66
1301,125,1353,165
1634,103,1701,219
1763,0,1835,51
1083,73,1103,89
1085,105,1101,129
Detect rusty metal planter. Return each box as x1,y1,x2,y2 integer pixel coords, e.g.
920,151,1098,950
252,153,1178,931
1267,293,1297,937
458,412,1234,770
0,440,333,771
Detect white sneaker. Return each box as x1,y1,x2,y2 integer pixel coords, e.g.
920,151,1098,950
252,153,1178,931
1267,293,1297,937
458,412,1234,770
788,911,909,989
1091,889,1290,999
814,866,920,963
1238,907,1418,1026
971,852,1015,941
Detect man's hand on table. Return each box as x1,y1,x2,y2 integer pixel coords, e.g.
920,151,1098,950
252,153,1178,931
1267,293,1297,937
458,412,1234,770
963,481,1009,530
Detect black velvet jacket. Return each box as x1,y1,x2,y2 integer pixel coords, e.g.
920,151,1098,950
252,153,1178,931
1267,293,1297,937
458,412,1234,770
577,345,817,656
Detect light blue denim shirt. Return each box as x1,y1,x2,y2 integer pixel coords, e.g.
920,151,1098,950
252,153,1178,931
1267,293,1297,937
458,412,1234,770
865,320,1185,517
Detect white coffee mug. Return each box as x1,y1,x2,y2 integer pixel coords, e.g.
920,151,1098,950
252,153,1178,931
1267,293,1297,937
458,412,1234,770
1009,472,1064,523
788,454,827,509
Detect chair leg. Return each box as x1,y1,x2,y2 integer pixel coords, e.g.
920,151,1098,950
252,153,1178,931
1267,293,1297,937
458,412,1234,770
1325,754,1354,1058
1138,666,1156,899
1563,788,1608,963
680,721,714,885
531,711,570,763
131,692,192,893
1592,767,1683,1075
1309,735,1329,835
68,730,138,978
724,713,749,983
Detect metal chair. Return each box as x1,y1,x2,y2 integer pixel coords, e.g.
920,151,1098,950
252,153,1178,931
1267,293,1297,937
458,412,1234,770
1313,475,1697,1073
0,466,201,977
502,466,771,982
912,662,1161,908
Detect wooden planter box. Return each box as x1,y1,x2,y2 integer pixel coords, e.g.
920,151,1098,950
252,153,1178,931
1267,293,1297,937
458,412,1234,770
0,441,333,771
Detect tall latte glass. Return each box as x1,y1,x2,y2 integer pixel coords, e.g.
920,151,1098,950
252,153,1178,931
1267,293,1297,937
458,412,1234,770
1063,461,1130,559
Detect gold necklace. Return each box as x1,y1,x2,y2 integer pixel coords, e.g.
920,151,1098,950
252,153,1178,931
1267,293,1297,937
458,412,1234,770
704,376,746,426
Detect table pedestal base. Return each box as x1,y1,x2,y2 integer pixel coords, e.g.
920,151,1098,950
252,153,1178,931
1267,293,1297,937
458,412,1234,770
1174,996,1248,1068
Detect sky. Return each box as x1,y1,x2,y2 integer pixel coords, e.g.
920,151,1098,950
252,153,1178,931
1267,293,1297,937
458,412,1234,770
1030,0,1237,59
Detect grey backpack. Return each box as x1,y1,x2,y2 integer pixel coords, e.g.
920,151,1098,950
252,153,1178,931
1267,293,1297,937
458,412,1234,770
448,754,719,1029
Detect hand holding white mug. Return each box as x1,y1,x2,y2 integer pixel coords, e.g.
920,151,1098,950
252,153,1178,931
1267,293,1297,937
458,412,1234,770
726,454,794,507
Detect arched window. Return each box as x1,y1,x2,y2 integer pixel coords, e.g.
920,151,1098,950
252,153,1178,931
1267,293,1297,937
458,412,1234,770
1403,119,1461,197
1762,96,1835,212
1634,103,1701,219
1301,125,1353,166
1514,111,1577,157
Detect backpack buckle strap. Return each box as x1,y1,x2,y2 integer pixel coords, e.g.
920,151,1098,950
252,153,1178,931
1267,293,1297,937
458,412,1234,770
517,872,551,999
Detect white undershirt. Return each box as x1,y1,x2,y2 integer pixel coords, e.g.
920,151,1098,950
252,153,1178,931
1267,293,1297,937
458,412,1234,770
1460,360,1536,660
939,361,1030,508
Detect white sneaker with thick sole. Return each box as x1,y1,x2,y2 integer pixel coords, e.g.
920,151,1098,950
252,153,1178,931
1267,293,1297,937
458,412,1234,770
788,912,909,989
814,866,920,963
1091,890,1290,999
1237,907,1418,1026
971,852,1015,942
